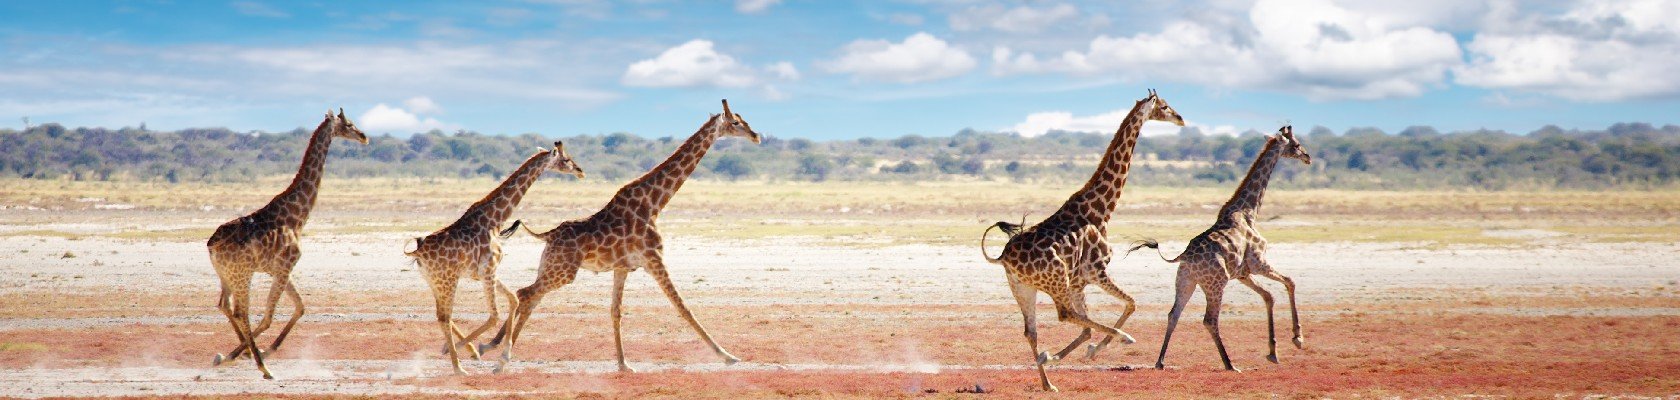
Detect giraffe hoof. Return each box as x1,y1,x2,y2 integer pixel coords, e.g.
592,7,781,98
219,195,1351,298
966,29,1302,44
262,373,274,380
212,353,227,366
476,342,495,356
1042,383,1060,392
1035,351,1052,365
1085,344,1102,360
1154,363,1166,370
492,363,507,374
1292,336,1305,349
722,355,741,365
1226,366,1243,373
1266,354,1279,364
618,364,637,373
1119,333,1137,345
452,368,468,376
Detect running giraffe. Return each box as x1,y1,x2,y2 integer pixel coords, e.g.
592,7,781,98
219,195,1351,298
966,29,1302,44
206,109,367,379
405,141,584,375
981,90,1184,392
1130,125,1312,372
481,100,760,373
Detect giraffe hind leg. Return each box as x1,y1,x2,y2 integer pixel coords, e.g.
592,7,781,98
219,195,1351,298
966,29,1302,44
225,275,288,360
1086,275,1139,360
1047,293,1094,362
268,279,304,352
1009,278,1056,392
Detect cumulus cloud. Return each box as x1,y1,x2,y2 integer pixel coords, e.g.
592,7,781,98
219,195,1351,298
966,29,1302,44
358,103,452,134
622,39,760,88
992,0,1463,100
735,0,780,14
823,32,976,84
1455,0,1680,101
766,61,800,80
1008,108,1235,138
950,3,1079,33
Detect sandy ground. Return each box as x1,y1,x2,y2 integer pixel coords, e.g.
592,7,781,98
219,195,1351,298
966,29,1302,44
2,214,1680,397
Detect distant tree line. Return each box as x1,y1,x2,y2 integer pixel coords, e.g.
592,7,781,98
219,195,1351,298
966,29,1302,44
2,122,1678,190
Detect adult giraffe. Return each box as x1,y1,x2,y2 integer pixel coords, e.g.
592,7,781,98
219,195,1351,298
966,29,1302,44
481,100,760,373
206,109,366,379
982,90,1183,392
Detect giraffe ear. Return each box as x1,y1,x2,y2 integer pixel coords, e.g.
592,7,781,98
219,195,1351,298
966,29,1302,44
552,140,564,152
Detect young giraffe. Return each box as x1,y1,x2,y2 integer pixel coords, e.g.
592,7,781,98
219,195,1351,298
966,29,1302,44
1129,125,1312,372
481,100,760,372
981,90,1184,392
206,109,367,379
405,141,584,375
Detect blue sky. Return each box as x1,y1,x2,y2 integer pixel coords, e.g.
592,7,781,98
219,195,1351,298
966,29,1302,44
1,0,1677,140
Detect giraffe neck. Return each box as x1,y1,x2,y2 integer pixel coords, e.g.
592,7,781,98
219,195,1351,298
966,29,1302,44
1050,99,1153,226
612,115,722,214
458,149,554,230
268,119,336,228
1218,136,1284,221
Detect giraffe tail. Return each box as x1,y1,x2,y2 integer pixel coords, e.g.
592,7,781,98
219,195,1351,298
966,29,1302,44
1126,239,1181,263
981,221,1024,264
403,237,421,257
520,220,548,240
498,220,524,239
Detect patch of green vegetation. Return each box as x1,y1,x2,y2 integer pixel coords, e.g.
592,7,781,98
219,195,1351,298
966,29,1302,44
0,342,48,352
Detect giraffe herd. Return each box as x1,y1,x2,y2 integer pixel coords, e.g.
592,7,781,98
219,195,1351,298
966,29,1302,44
206,94,1314,391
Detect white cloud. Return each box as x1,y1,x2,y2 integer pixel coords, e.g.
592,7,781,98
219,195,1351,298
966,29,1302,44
823,32,976,84
622,39,759,88
1008,108,1236,138
735,0,781,14
358,103,453,134
1455,0,1680,101
950,3,1078,34
992,0,1463,100
766,61,800,80
403,96,442,115
230,1,288,18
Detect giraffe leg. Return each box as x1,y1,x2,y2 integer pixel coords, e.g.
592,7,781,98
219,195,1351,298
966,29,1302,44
483,255,581,352
488,279,518,373
229,282,273,379
431,280,466,375
449,279,502,360
1009,279,1056,392
610,269,635,372
1086,275,1139,360
211,284,238,366
222,277,285,361
1258,270,1303,349
1155,270,1196,370
1201,282,1238,372
1239,277,1279,363
644,254,739,364
267,279,304,352
1049,293,1093,362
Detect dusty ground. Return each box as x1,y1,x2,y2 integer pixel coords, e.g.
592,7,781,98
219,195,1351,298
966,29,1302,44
2,181,1679,398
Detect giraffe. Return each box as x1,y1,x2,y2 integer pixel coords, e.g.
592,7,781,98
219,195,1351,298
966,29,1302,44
405,141,584,375
206,109,367,379
1129,125,1312,372
480,100,760,373
980,90,1184,392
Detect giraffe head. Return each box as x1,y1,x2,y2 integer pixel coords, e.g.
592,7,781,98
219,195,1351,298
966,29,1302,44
1144,89,1186,126
544,140,586,179
713,99,762,144
1275,125,1312,165
328,108,370,144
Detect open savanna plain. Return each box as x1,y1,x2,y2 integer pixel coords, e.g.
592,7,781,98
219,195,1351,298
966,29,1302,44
2,178,1678,398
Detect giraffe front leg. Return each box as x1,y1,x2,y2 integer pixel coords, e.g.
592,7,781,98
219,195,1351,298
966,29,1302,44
645,253,739,365
488,279,519,373
222,278,285,362
1088,276,1139,360
1260,270,1304,349
452,279,503,360
431,282,467,375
